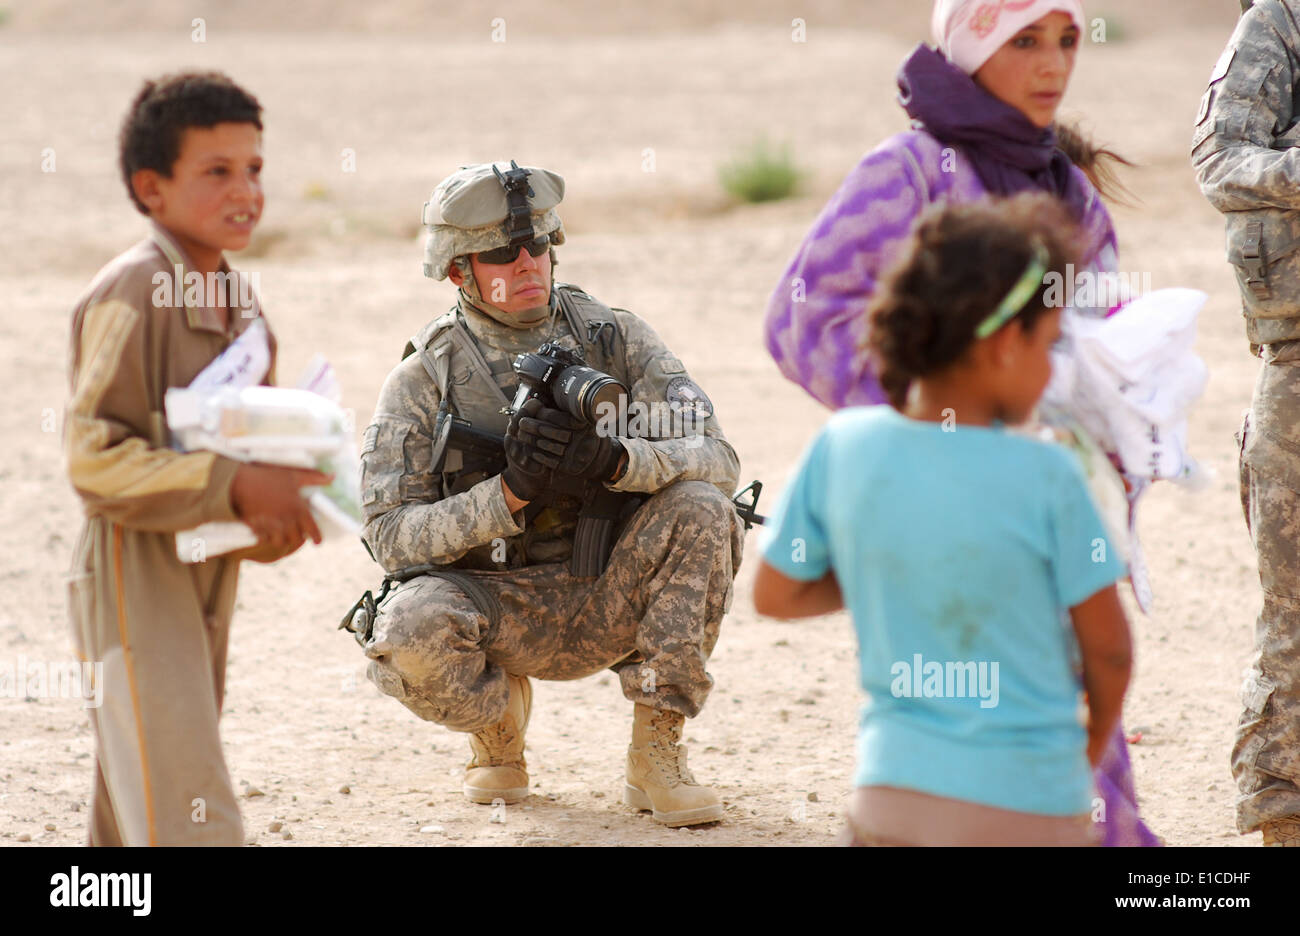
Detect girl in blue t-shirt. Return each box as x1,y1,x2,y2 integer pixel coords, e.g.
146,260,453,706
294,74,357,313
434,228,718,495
754,194,1133,846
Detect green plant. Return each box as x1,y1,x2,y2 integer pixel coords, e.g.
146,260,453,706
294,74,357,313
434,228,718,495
718,139,801,204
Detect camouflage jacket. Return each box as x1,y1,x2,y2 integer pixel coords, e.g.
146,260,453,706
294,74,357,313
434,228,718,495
1193,0,1300,348
360,284,740,573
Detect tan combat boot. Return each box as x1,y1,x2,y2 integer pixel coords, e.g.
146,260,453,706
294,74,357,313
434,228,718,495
624,703,723,827
1262,819,1300,846
464,673,532,805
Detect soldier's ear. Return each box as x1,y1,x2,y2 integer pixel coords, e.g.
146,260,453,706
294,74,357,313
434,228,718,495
448,262,465,287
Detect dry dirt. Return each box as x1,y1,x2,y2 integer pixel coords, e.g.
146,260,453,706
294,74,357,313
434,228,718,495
0,1,1268,847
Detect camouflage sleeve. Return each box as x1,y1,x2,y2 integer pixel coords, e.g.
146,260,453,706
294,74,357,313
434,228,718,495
1193,5,1300,211
359,360,523,572
602,309,740,498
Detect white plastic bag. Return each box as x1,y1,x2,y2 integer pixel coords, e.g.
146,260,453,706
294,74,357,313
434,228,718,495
166,330,361,563
1043,288,1209,484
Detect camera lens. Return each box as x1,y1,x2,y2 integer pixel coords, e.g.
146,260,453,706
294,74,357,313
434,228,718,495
554,366,628,424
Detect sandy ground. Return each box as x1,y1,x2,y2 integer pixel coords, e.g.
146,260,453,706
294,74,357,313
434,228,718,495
0,1,1270,847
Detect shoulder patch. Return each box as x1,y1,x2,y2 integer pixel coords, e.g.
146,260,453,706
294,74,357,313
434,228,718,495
665,375,713,420
1192,113,1217,151
661,355,686,375
1195,87,1213,127
1210,46,1236,85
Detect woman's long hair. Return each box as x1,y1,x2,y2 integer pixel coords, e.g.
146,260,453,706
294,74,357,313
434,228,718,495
1056,119,1137,208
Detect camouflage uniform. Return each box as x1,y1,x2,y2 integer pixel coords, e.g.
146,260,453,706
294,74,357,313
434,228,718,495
1193,0,1300,834
356,289,744,732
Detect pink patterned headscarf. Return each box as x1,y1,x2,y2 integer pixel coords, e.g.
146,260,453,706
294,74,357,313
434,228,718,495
931,0,1086,75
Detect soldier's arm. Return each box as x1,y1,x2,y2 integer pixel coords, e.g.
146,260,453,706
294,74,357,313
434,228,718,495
603,310,740,498
359,362,524,572
65,294,244,532
1193,8,1300,212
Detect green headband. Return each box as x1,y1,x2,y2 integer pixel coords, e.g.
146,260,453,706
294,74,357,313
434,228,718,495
975,243,1050,339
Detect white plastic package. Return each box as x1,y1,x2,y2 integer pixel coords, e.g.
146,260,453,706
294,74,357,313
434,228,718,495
166,324,362,563
1042,287,1209,484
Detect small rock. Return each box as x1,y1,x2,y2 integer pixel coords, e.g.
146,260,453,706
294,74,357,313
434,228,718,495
282,831,293,840
806,792,819,803
268,821,283,833
44,823,56,831
778,710,790,723
521,836,560,847
244,787,265,798
419,825,445,834
17,833,31,842
339,785,351,795
795,696,816,706
592,791,605,799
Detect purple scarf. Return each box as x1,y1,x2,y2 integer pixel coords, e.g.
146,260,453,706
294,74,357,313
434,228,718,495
897,44,1090,221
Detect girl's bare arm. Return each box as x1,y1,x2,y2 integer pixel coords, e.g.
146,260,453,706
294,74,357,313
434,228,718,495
753,559,844,619
1069,583,1133,767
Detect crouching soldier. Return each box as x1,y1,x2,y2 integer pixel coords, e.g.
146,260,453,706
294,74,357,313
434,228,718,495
344,161,745,826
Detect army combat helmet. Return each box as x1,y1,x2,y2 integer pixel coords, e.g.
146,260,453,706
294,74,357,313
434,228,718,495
421,160,566,282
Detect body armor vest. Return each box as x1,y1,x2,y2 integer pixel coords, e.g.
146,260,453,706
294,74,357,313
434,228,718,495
401,283,626,568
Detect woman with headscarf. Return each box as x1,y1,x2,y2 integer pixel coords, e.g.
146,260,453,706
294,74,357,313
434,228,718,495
763,0,1160,847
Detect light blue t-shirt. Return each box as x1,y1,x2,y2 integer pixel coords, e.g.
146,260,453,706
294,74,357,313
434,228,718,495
760,406,1124,815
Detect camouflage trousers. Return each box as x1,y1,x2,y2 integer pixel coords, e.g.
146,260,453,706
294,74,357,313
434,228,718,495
360,480,744,732
1234,357,1300,832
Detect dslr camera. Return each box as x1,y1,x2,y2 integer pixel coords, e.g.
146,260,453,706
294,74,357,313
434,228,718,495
510,342,627,424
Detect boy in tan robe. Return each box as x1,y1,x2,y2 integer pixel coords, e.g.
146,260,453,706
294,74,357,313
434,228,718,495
65,72,326,845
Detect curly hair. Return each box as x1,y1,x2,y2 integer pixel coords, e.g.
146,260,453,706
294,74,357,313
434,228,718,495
865,193,1083,409
118,72,263,215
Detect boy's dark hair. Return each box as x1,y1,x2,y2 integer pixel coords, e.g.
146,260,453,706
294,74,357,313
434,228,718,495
118,72,262,215
865,193,1082,409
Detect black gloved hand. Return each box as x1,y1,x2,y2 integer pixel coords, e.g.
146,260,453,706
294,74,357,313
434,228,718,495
502,397,568,502
532,423,626,483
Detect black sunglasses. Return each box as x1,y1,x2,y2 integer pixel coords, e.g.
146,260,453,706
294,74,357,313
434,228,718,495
475,235,551,265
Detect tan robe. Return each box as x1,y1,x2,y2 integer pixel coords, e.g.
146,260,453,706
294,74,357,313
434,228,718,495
65,222,275,846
